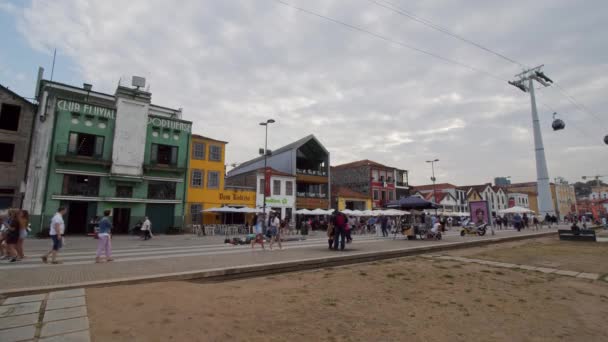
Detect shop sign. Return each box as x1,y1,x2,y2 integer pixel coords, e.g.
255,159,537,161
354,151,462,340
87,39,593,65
148,117,191,132
265,198,289,205
219,192,252,202
56,99,115,119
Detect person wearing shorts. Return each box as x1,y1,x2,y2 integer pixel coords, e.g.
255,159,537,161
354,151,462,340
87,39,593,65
42,207,66,264
268,213,282,250
251,214,265,250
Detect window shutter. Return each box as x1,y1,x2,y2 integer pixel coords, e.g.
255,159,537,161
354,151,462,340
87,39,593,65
68,133,78,153
94,136,104,157
171,146,178,165
150,144,158,163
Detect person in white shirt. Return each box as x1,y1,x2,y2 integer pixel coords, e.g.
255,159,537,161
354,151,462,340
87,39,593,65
141,217,152,240
268,213,282,250
42,207,66,264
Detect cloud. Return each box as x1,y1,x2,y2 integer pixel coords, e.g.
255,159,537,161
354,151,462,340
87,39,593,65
13,0,608,185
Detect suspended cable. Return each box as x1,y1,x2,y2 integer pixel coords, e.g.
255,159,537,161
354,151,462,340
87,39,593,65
274,0,508,82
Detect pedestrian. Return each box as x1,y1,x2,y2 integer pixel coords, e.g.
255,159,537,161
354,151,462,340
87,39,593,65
42,207,66,264
496,216,502,230
95,210,113,263
0,216,8,259
523,213,529,229
345,216,353,243
544,213,551,227
513,213,522,232
381,216,389,237
332,211,347,251
141,216,152,240
4,210,22,262
447,216,453,229
268,213,282,250
251,214,265,250
367,216,375,234
533,216,539,230
327,220,335,249
601,216,607,229
16,210,29,260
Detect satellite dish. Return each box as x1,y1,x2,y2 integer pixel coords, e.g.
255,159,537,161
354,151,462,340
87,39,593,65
551,112,565,131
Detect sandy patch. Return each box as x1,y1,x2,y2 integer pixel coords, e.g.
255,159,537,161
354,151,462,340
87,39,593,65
87,255,608,342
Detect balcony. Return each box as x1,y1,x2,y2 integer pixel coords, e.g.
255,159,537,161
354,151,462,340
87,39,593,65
143,161,186,174
54,143,111,168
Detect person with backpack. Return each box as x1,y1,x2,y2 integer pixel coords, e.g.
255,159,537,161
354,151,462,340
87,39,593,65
332,212,347,251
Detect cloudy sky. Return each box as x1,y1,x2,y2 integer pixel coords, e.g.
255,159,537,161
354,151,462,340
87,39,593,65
1,0,606,186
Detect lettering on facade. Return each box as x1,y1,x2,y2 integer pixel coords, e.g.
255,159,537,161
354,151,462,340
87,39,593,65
219,193,251,202
57,100,115,119
266,198,288,205
148,117,192,132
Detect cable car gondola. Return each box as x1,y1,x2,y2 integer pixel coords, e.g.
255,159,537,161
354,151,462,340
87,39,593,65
552,112,565,131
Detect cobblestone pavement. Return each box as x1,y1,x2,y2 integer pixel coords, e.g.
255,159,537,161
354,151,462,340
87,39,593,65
0,288,90,342
0,227,562,292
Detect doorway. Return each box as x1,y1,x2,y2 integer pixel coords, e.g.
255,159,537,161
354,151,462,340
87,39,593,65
145,204,174,234
66,202,88,234
112,208,131,234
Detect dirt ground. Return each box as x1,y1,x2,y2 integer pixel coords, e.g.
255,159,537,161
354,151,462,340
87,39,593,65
87,248,608,341
446,235,608,275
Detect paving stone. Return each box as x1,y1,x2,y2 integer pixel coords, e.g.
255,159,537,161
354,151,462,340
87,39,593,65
495,263,517,269
0,313,39,330
0,324,36,342
44,306,87,322
535,267,557,274
0,301,42,317
554,270,580,277
39,329,90,342
2,294,46,305
45,297,86,311
48,289,85,300
41,316,89,337
577,272,600,280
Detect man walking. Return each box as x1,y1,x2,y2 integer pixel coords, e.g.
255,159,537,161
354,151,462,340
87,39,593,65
141,217,152,240
381,215,389,237
95,210,113,263
42,207,66,264
268,213,282,250
332,211,347,251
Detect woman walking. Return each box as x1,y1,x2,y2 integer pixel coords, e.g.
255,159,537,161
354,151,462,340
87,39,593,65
16,210,29,260
95,210,113,263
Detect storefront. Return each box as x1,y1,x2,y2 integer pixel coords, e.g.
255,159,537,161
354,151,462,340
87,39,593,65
23,78,191,234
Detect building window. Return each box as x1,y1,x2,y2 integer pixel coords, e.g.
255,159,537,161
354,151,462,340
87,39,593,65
115,186,133,198
68,132,104,158
373,190,379,200
191,169,203,188
192,143,205,160
190,204,202,224
209,145,221,161
207,171,219,189
0,104,20,131
151,144,178,165
372,170,379,181
62,175,100,196
273,180,281,195
259,178,264,194
286,181,293,196
0,143,15,162
148,181,176,199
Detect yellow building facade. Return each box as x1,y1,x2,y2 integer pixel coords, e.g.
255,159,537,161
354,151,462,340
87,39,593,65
185,135,256,224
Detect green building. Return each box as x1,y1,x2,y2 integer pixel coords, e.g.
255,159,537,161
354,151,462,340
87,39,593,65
23,77,191,234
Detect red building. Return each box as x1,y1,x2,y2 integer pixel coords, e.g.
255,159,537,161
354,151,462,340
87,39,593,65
331,159,398,209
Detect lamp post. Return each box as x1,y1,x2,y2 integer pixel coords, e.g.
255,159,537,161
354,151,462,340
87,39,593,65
426,159,439,215
260,119,275,229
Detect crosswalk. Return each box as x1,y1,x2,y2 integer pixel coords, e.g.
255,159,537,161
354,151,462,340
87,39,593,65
0,235,401,270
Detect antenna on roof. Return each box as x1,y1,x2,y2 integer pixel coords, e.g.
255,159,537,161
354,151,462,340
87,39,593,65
50,48,57,81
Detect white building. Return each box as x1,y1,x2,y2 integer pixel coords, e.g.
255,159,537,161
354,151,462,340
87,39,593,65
255,169,296,221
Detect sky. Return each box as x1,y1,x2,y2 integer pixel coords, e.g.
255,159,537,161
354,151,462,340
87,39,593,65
1,0,607,186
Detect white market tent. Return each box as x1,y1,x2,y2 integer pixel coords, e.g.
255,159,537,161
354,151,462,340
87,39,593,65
203,207,272,213
498,206,535,214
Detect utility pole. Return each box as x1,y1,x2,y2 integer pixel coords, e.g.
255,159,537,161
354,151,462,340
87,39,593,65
509,65,555,217
260,119,275,230
426,159,439,215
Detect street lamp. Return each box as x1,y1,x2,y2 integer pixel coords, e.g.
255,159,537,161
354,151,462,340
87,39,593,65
260,119,275,229
426,159,439,215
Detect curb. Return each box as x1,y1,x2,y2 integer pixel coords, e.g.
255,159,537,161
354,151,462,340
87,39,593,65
0,231,556,297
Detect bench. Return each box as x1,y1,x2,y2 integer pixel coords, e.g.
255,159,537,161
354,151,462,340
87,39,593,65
558,229,596,242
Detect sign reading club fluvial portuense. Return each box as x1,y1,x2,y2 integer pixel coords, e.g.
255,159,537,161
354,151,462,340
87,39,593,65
148,116,191,132
56,100,115,119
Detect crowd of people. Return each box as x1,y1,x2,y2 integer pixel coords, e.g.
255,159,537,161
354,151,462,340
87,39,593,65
0,208,30,262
